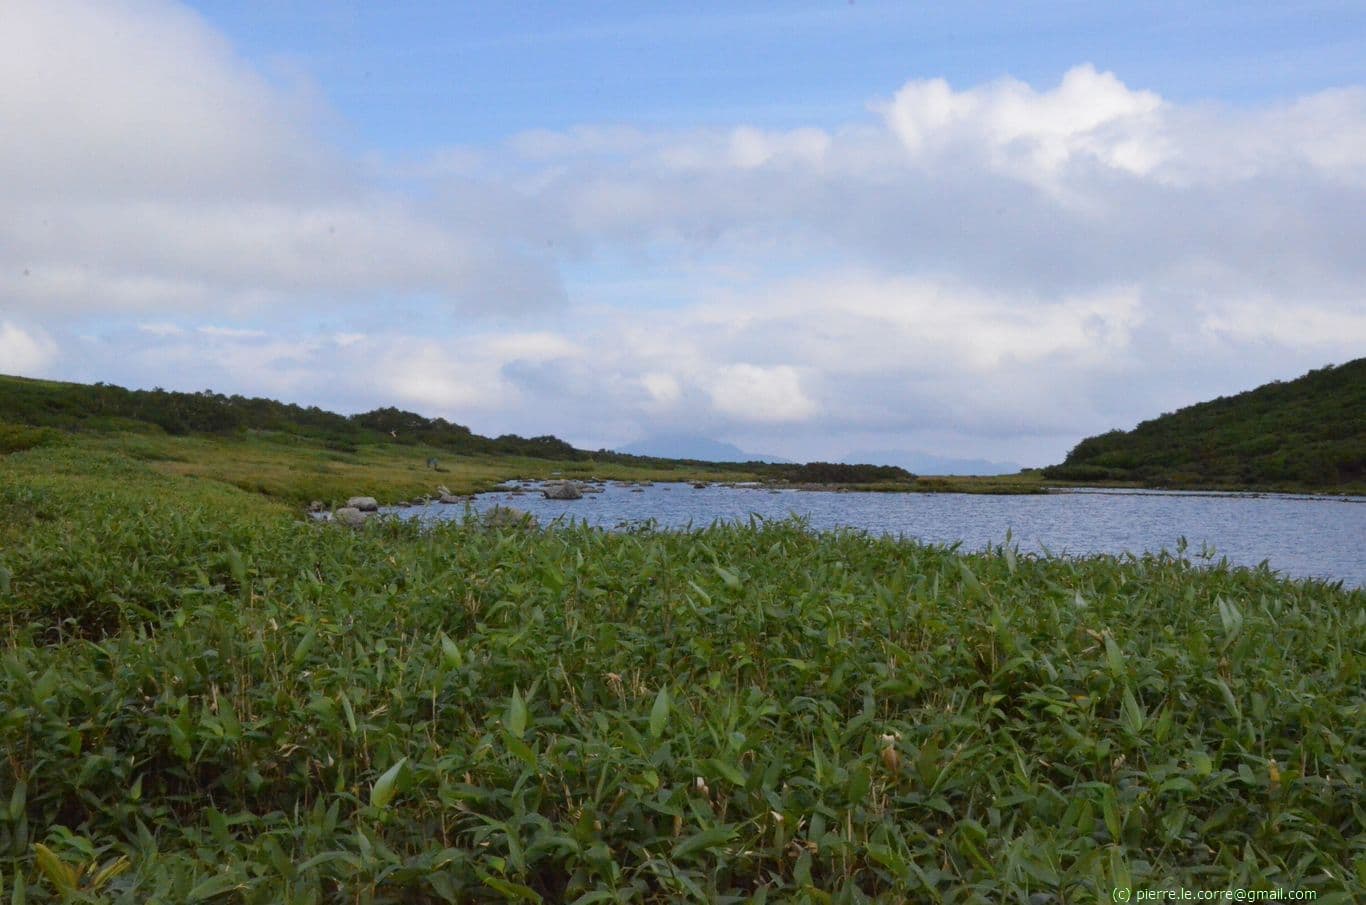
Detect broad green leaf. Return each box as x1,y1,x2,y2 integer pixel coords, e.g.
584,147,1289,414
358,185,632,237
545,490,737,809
292,627,317,666
1217,596,1244,648
440,634,463,669
506,687,527,738
1120,686,1145,734
503,731,538,770
672,825,736,860
370,756,408,809
649,686,670,740
1101,785,1121,841
339,691,358,736
189,874,245,901
958,560,984,598
1104,634,1126,678
482,877,543,902
705,757,746,786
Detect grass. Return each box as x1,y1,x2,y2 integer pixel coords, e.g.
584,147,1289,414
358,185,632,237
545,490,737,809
1,443,1363,902
68,430,1054,510
80,432,772,508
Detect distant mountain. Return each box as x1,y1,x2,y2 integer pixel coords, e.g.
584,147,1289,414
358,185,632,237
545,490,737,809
1044,358,1365,491
846,449,1021,476
617,433,790,463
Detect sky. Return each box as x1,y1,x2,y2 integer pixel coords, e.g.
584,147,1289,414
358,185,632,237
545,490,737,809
2,1,1364,466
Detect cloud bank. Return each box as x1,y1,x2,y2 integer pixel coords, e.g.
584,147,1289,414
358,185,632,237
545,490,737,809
2,1,1363,464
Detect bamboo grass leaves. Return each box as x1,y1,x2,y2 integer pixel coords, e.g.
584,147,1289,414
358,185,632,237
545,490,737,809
0,465,1362,900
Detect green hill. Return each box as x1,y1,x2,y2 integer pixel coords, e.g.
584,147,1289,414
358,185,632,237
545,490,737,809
1044,359,1366,492
0,374,916,494
0,373,590,460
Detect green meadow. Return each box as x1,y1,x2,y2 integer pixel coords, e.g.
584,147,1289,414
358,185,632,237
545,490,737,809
1,441,1362,903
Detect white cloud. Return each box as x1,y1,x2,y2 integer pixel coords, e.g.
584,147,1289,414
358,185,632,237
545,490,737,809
881,64,1167,179
0,0,563,318
0,322,58,375
705,364,817,423
641,372,682,408
137,322,185,337
197,325,268,339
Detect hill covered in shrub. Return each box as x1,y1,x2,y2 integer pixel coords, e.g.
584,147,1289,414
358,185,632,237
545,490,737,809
0,374,917,484
1044,359,1365,491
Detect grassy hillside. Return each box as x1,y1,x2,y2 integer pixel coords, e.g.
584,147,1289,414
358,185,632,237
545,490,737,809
0,375,939,498
1,442,1361,901
1044,359,1366,492
2,375,1066,504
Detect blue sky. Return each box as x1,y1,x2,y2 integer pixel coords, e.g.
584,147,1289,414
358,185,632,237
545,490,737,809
195,1,1366,145
2,1,1364,465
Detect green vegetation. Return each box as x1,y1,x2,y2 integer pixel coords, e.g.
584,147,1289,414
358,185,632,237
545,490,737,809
0,374,873,493
781,462,914,484
1,442,1362,902
0,374,590,461
1045,359,1366,492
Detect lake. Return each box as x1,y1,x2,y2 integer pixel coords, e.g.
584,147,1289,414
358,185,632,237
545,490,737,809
393,482,1366,588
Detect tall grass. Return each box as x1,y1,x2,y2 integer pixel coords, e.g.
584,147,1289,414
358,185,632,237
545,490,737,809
1,446,1362,902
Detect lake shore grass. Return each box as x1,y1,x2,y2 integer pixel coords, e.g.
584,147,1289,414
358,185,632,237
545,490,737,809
20,428,1067,510
1,442,1362,901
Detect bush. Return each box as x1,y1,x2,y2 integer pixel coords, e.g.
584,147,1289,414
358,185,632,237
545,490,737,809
0,421,66,454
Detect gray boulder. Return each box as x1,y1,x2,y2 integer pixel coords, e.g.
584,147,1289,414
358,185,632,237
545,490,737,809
482,505,538,529
332,506,369,527
542,481,583,500
347,496,379,512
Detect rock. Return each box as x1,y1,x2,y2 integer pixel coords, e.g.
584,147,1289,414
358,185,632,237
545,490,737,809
542,481,583,500
332,506,369,527
482,505,537,529
347,496,379,512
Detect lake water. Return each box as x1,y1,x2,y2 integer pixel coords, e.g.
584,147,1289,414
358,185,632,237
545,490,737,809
393,482,1366,588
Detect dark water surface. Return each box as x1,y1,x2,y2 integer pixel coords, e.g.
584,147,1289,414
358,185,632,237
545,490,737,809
394,482,1365,588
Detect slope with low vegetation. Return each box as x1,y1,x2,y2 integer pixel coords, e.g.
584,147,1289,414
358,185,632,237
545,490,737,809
0,375,956,501
1044,359,1366,492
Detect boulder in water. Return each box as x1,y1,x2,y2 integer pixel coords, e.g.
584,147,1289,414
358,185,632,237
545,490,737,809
332,506,369,527
482,505,538,529
542,481,583,500
347,496,379,512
